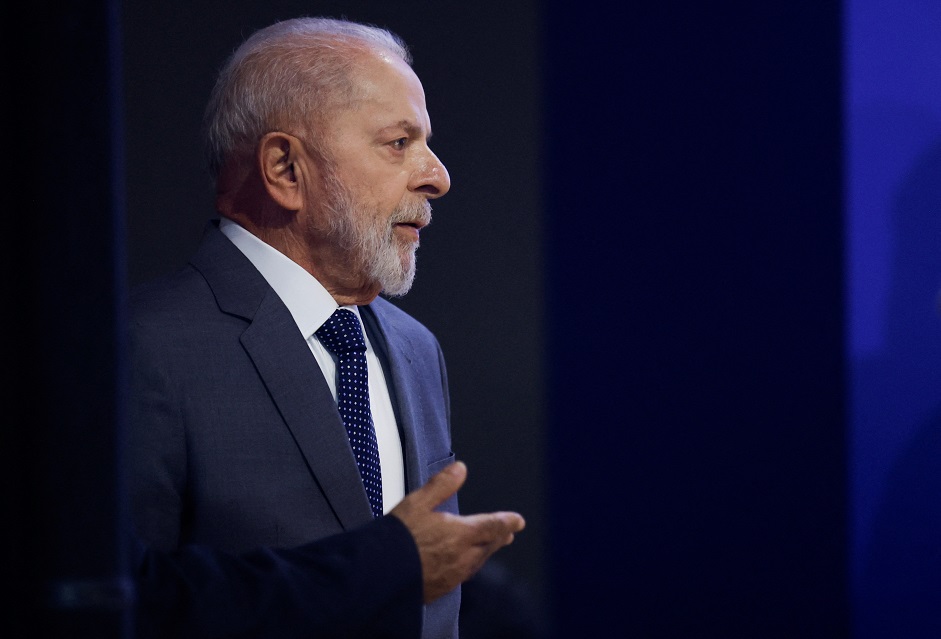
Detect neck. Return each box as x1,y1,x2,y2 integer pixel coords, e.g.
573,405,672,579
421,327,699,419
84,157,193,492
221,212,382,307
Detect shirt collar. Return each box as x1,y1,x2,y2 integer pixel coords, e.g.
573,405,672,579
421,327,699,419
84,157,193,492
218,217,357,338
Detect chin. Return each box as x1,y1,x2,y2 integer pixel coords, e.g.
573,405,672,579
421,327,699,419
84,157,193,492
373,245,417,297
382,268,416,298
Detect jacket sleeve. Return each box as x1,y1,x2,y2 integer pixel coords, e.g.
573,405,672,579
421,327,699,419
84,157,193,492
132,514,423,639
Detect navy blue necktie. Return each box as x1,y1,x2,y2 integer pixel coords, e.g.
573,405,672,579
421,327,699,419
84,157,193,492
315,309,383,518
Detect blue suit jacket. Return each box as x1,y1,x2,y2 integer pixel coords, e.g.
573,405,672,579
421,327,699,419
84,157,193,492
129,220,459,638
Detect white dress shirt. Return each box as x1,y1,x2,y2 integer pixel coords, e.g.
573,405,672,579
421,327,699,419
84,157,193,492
219,218,405,513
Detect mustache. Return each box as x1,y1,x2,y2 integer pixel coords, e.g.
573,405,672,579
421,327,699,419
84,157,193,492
389,199,432,228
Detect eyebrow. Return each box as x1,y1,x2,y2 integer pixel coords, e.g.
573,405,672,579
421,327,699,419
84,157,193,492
380,119,432,141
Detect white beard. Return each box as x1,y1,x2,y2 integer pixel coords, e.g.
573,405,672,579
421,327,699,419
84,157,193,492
323,174,432,297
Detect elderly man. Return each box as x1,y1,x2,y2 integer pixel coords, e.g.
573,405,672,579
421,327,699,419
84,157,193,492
129,16,524,638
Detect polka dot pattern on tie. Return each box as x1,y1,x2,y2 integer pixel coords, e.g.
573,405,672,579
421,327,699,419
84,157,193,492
315,308,383,518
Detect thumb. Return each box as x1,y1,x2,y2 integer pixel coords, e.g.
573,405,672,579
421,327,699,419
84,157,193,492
410,460,466,510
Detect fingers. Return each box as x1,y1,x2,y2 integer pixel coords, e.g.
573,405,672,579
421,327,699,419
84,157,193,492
444,513,526,594
388,461,527,604
461,511,527,545
406,460,467,511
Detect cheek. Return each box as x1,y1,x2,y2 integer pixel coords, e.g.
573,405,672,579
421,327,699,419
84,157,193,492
339,165,411,217
360,167,411,204
349,180,397,212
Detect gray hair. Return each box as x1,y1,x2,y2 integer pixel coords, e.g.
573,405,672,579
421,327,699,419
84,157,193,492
203,16,412,181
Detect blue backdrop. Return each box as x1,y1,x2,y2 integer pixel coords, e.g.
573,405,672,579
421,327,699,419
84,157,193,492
848,1,941,637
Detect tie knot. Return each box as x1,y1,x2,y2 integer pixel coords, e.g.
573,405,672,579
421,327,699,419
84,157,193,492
315,308,366,356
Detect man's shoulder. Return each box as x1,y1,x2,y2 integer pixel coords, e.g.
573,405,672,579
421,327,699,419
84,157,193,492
128,264,227,334
130,265,208,310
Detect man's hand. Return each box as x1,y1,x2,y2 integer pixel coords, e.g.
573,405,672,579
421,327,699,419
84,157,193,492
389,461,525,603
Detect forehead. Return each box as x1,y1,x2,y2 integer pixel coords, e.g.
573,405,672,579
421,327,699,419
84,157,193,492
331,49,431,135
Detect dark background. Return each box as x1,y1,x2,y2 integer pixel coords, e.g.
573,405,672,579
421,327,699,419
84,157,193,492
7,0,941,637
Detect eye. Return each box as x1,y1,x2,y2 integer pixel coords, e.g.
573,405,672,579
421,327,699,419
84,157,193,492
390,137,408,151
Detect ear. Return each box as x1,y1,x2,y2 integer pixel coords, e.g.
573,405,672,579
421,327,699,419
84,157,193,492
258,132,304,211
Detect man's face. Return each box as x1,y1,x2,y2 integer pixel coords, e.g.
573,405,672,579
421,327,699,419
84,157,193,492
309,50,450,297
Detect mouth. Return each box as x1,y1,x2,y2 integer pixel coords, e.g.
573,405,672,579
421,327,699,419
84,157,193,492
390,201,432,242
393,221,423,242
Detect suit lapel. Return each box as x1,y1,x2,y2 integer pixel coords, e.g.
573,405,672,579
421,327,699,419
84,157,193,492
362,302,426,493
191,221,373,528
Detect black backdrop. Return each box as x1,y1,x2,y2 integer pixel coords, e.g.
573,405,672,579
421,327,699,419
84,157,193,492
9,1,850,637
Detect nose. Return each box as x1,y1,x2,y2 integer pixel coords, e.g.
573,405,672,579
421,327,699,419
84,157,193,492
411,148,451,199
